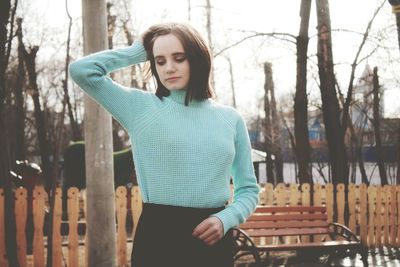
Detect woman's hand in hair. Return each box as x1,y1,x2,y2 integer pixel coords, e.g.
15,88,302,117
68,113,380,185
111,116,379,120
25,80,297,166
192,216,224,246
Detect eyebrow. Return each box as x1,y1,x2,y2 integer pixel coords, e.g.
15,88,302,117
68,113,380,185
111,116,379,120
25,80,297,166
154,52,186,60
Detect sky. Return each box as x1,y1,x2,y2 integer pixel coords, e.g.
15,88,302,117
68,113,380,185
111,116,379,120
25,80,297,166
18,0,400,119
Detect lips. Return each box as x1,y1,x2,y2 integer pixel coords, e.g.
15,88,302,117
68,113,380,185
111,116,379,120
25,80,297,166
166,77,180,82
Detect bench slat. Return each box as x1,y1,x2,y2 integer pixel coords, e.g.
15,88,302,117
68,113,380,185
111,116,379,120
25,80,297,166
245,227,330,237
247,213,328,222
240,220,330,230
255,206,326,213
255,240,360,251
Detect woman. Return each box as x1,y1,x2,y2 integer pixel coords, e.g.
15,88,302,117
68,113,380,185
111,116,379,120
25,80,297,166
69,22,259,267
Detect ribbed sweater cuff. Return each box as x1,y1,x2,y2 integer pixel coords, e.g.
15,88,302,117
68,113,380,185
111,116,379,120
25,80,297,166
211,208,238,235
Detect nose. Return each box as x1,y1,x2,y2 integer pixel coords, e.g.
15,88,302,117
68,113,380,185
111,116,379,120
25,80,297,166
165,60,176,74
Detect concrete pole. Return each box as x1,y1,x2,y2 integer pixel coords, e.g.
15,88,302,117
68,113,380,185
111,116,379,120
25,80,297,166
81,1,116,266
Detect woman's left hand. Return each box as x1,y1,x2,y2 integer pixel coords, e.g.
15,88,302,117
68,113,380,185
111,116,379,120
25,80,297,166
192,216,224,246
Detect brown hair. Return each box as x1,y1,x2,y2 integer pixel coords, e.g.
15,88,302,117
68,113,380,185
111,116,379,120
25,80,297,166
142,23,213,105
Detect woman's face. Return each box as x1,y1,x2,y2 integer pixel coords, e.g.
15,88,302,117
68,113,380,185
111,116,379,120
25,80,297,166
152,34,190,91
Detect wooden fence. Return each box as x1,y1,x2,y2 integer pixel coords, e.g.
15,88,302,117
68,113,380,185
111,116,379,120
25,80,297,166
0,183,400,266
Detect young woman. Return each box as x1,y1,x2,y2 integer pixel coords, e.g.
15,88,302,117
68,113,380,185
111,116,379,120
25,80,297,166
69,22,259,267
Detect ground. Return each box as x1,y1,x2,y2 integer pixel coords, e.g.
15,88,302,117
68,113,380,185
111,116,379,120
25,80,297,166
25,245,400,266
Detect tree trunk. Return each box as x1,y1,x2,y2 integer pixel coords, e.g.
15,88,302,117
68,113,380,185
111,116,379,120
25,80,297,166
268,66,283,183
349,117,369,184
17,18,52,190
396,13,400,52
122,21,140,88
395,12,400,184
17,18,57,266
372,67,388,185
226,56,237,108
16,25,26,160
82,0,117,266
65,2,81,141
295,0,312,184
1,1,20,266
205,0,215,94
397,126,400,184
315,0,348,185
188,0,191,21
263,63,275,184
106,2,124,151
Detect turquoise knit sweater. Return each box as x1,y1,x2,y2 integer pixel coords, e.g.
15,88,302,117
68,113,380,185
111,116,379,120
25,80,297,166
69,41,259,234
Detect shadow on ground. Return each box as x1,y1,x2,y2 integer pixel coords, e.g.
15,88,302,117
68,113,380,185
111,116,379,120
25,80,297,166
235,247,400,267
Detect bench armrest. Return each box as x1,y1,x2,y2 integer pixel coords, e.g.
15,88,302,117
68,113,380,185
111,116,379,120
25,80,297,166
232,228,262,263
329,222,360,242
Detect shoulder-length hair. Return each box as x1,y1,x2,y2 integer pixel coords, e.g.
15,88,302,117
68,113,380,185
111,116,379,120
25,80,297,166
142,23,213,106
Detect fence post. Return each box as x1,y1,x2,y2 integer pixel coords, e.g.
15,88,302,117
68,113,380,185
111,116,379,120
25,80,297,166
264,183,274,206
359,184,368,246
348,184,356,233
33,186,47,266
336,184,345,226
301,183,310,207
116,186,127,266
383,185,390,246
52,187,62,267
313,184,322,207
326,184,334,223
0,188,8,267
68,187,80,267
390,185,396,246
367,186,376,247
289,184,300,206
376,186,383,247
15,188,27,267
264,183,274,245
275,183,286,206
131,186,142,253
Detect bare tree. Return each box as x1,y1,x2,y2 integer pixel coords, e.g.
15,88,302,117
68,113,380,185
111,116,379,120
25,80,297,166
205,0,216,94
315,0,385,185
388,0,400,183
372,67,389,185
263,62,277,184
15,24,26,160
17,18,52,190
64,0,81,141
294,0,312,184
341,1,385,143
106,2,125,151
225,56,237,108
316,0,348,185
1,1,20,266
269,68,283,183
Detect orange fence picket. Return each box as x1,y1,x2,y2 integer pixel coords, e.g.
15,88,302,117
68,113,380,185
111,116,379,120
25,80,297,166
1,183,400,266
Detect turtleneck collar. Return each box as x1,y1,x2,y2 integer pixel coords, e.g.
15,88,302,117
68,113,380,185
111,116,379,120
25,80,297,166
167,89,187,104
166,89,210,106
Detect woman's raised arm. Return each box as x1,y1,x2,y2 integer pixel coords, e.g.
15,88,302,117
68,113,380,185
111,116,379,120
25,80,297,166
68,40,153,131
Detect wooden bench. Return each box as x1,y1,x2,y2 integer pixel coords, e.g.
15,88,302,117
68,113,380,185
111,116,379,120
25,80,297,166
232,206,368,266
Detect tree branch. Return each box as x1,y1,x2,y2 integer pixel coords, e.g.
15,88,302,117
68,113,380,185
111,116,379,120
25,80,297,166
214,31,297,57
341,0,386,136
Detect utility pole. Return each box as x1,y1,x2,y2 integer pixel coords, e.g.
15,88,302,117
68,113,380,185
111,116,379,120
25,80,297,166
81,1,116,266
388,0,400,183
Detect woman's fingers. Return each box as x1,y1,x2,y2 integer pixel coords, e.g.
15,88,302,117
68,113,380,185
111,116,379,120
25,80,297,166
192,216,224,246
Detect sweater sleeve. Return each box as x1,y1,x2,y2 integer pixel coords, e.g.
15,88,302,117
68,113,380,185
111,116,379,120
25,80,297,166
212,114,260,235
68,41,151,131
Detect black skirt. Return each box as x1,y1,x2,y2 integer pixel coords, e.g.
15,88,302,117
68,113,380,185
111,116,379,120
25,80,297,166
131,203,234,267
